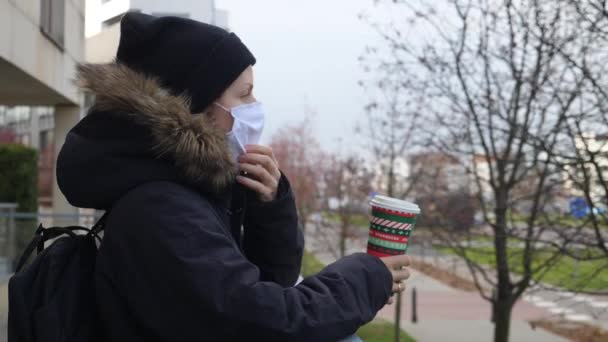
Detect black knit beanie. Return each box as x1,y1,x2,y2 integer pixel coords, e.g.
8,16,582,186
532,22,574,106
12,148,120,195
116,12,256,114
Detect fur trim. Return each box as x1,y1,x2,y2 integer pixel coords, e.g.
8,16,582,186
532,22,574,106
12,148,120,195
75,62,235,193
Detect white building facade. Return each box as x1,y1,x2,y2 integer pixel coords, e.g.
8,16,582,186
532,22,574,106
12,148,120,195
0,0,86,214
85,0,228,37
85,0,229,63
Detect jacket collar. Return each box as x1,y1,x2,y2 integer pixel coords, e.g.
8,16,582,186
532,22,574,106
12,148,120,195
75,62,236,194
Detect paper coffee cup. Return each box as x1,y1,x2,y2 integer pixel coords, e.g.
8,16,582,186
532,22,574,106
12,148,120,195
366,195,420,258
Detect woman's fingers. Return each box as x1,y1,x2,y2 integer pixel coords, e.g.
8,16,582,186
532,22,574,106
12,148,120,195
380,255,411,286
245,144,278,165
239,162,277,188
238,153,280,180
380,255,411,307
381,254,411,269
392,281,406,293
236,175,268,195
391,268,410,282
386,282,406,305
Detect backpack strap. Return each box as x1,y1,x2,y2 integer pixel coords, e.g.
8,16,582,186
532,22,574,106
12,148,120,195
90,211,109,236
14,224,44,273
13,212,110,273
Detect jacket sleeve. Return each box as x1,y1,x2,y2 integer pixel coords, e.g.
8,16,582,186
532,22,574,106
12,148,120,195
114,183,393,342
242,173,304,287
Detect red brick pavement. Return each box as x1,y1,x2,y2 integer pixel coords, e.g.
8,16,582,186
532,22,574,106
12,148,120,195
378,291,550,321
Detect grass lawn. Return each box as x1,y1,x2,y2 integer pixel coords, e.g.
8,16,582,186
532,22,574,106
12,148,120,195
301,249,326,277
436,245,608,291
511,213,608,230
357,319,416,342
301,250,416,341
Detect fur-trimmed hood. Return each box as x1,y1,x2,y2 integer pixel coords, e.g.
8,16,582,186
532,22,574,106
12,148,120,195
56,63,236,209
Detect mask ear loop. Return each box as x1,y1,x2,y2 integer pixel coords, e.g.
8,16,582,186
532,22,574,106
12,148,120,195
213,102,230,113
214,102,240,136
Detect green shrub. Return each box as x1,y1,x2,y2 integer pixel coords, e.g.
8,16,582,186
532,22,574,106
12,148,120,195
0,144,38,270
0,144,38,211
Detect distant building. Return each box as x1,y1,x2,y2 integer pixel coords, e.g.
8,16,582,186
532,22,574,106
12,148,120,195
371,156,410,198
408,152,474,229
372,152,471,199
472,152,572,215
563,133,608,207
85,0,229,63
409,152,470,196
470,154,493,202
0,0,86,213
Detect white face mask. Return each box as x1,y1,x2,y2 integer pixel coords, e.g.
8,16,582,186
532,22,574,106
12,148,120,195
214,101,265,160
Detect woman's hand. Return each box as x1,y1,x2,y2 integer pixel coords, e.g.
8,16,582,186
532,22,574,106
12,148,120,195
380,254,411,305
237,145,281,202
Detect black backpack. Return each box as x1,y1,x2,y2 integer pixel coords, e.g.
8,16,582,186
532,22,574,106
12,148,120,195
8,213,108,342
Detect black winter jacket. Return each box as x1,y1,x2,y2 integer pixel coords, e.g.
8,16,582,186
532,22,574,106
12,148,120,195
56,63,393,342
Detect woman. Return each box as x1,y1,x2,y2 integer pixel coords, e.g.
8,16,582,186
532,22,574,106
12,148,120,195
57,12,411,341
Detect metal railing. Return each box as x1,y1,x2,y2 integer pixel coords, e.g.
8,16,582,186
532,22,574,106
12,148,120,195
0,203,103,277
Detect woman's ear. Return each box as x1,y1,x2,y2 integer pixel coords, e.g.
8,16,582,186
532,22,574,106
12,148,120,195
203,104,216,121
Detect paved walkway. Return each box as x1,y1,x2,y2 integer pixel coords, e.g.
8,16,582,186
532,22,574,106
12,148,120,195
305,224,568,341
408,244,608,331
376,269,568,342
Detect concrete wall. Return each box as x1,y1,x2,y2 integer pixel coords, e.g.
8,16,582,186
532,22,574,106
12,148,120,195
0,0,86,106
85,0,223,64
86,0,218,38
85,22,121,63
85,0,130,37
0,0,85,215
130,0,214,23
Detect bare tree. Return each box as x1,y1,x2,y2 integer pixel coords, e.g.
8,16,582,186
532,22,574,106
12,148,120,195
367,1,608,341
541,1,608,260
323,154,375,258
357,45,423,199
408,151,476,230
270,117,324,234
569,0,608,37
358,10,427,340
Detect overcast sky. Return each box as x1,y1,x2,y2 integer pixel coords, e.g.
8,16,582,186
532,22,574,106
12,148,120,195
216,0,385,153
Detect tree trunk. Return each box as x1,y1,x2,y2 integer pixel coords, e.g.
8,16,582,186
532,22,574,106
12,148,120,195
299,217,308,234
492,188,514,342
493,296,513,342
339,223,346,258
387,162,395,198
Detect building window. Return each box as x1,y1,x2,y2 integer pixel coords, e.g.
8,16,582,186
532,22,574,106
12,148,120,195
40,0,65,49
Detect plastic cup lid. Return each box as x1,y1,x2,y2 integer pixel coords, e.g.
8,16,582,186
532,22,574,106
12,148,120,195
370,195,420,214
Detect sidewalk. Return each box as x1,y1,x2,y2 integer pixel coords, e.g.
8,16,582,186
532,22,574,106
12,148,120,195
376,269,568,342
304,225,568,341
409,244,608,331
